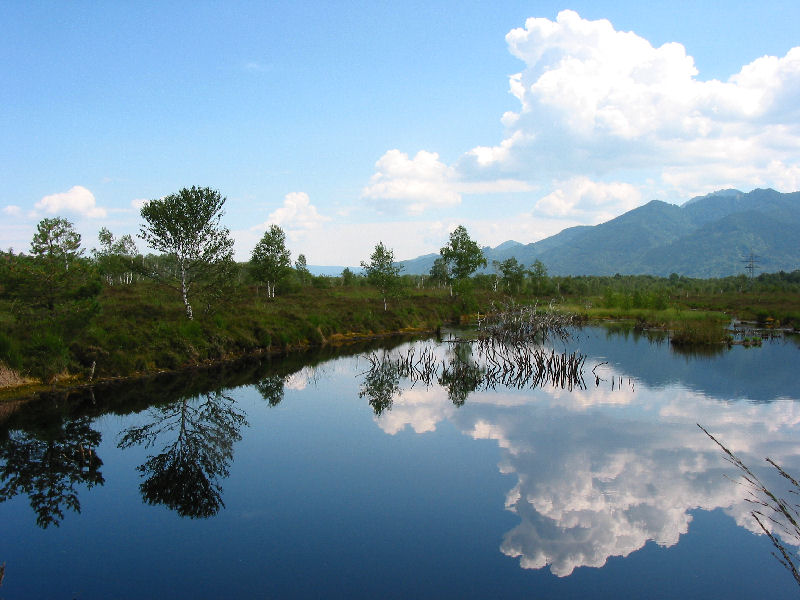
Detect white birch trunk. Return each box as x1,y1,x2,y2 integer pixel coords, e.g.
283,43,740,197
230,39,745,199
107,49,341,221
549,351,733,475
180,261,193,320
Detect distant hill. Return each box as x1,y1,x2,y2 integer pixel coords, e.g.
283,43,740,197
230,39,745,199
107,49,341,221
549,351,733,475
398,188,800,278
308,265,363,276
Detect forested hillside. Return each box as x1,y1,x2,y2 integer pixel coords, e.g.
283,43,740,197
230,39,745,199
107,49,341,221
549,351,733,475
399,188,800,277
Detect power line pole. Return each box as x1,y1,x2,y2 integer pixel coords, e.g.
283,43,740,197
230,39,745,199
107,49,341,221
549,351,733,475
742,252,760,280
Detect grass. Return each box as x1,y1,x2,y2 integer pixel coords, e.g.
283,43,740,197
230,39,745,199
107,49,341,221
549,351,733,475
0,282,467,385
3,273,799,389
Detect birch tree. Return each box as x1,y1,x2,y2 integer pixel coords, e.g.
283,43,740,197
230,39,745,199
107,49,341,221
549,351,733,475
439,225,486,295
139,186,234,320
93,227,139,285
250,224,292,298
361,241,402,311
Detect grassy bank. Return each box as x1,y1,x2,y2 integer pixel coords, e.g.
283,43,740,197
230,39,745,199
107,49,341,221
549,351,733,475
0,282,469,389
3,267,800,392
559,303,733,345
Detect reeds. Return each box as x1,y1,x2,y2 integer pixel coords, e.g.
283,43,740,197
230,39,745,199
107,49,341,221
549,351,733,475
699,424,800,588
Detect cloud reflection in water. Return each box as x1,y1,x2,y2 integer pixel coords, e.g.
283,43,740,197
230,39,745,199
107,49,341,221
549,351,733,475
370,345,800,576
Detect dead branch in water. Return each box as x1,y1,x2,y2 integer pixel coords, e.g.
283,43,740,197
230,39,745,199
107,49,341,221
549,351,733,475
475,300,576,346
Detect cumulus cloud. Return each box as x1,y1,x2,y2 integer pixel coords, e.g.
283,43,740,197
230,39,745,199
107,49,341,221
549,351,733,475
359,11,799,236
484,391,800,577
362,150,461,214
2,205,22,217
255,192,329,238
459,10,800,200
34,185,106,218
534,177,642,223
362,149,534,215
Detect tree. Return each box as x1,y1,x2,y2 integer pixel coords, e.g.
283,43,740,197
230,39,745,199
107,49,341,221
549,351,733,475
294,254,311,285
31,217,84,271
498,257,526,294
438,342,484,406
341,267,356,286
0,417,104,528
440,225,486,293
359,353,401,415
139,186,235,320
250,224,292,299
8,219,101,382
429,256,450,290
25,217,98,312
256,375,285,407
93,227,139,285
361,241,403,311
528,259,548,295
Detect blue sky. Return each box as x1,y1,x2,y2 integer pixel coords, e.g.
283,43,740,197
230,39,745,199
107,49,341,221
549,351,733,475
2,1,799,266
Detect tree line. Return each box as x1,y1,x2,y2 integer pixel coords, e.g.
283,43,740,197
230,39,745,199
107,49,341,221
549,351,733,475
1,186,499,320
2,185,799,382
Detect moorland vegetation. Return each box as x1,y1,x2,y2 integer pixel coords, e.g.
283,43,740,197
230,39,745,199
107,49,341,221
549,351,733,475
2,187,799,392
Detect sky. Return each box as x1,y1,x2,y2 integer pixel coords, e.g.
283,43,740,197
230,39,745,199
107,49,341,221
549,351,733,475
2,1,799,267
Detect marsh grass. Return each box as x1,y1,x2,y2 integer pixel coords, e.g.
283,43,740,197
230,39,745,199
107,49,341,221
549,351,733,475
2,282,461,383
669,319,731,346
3,267,799,386
700,424,800,588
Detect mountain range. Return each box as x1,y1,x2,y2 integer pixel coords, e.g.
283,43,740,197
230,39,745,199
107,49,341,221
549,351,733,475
398,188,800,278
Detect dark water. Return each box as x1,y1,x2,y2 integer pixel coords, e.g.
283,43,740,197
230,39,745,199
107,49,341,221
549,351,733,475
1,328,799,599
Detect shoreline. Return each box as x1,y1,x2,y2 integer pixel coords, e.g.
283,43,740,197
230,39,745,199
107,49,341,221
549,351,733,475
0,325,438,403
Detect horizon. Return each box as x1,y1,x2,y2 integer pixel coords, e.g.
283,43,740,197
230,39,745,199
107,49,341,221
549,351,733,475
3,3,799,266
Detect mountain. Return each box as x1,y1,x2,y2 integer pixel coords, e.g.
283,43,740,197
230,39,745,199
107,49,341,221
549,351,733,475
398,188,800,278
308,265,362,276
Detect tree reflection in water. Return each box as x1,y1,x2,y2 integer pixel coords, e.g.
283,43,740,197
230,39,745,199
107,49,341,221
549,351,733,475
118,390,247,519
359,351,401,415
256,374,285,407
358,338,586,415
0,417,103,528
438,342,485,406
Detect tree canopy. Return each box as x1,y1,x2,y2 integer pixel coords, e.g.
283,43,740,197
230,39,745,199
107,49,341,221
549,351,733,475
93,227,139,285
31,217,84,271
361,241,402,311
250,224,292,298
139,186,234,320
496,257,526,293
440,225,486,282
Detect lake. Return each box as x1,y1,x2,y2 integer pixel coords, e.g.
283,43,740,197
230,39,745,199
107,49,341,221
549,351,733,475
1,326,799,598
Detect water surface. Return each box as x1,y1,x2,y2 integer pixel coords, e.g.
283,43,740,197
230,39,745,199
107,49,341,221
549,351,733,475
1,328,798,598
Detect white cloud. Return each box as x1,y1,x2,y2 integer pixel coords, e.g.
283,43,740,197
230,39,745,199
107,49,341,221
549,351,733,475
34,185,107,219
458,10,800,200
363,10,800,233
284,366,319,391
381,360,800,577
255,191,329,236
241,192,331,258
362,150,461,214
2,205,22,217
243,60,272,73
131,198,149,210
534,177,642,223
362,149,535,215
